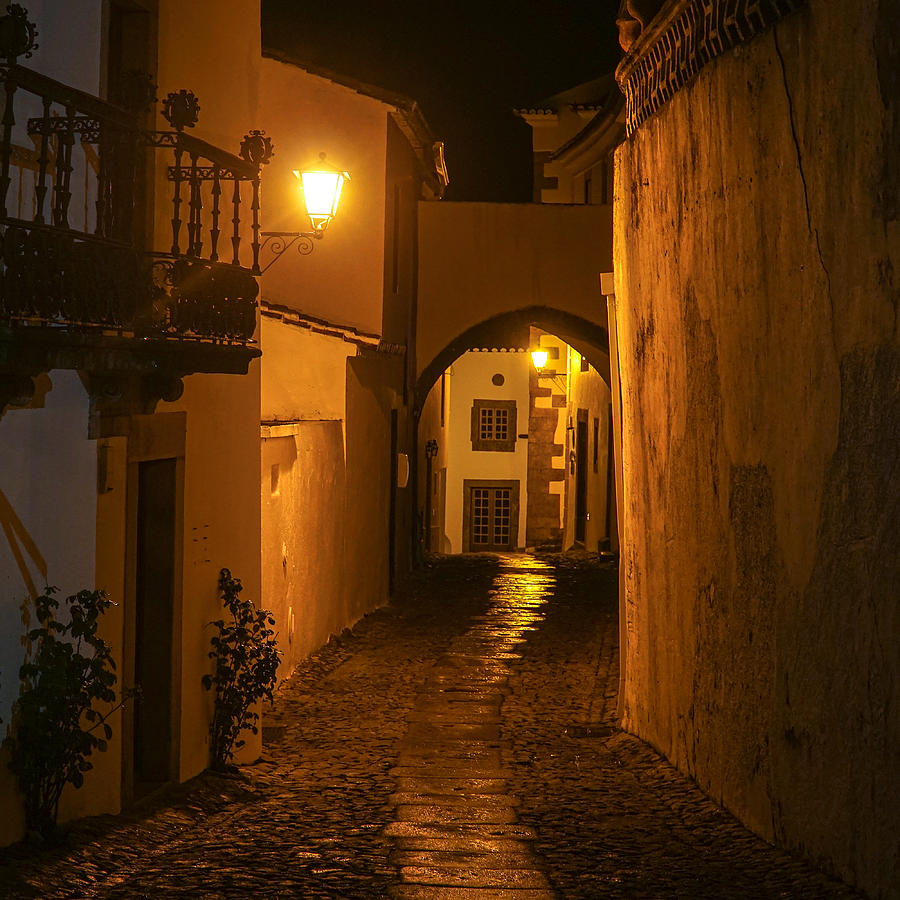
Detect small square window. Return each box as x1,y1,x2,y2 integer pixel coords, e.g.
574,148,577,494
471,399,517,452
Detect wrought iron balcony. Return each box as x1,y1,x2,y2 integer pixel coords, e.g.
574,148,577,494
0,7,271,416
0,67,266,334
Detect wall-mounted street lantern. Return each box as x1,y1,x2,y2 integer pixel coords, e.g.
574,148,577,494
294,153,349,233
530,349,549,372
260,152,350,273
531,347,569,392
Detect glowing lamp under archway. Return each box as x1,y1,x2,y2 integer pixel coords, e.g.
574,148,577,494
531,349,549,371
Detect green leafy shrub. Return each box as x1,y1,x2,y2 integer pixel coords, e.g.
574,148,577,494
7,587,129,839
202,568,280,771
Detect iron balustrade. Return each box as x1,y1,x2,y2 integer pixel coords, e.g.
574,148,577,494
0,63,267,346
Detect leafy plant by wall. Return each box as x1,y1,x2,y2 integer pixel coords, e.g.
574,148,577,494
6,587,129,839
203,568,280,771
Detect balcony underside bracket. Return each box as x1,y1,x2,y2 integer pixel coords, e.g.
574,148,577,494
0,327,260,430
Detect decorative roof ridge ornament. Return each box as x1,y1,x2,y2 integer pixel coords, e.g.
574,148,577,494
0,3,37,63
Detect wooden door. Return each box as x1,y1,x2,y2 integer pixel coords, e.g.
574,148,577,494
464,480,519,552
134,458,176,790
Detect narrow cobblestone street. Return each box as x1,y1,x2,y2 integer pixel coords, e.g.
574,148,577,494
0,555,860,898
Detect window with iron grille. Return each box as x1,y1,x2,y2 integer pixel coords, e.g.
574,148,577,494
471,399,517,452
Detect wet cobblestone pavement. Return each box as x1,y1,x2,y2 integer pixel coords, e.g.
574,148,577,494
0,554,861,898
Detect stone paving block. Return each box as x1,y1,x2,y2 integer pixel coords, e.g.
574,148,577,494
393,777,511,796
396,747,503,768
391,848,537,868
390,765,514,780
408,714,503,728
394,803,519,825
383,822,538,840
390,887,555,900
424,690,506,704
405,722,501,741
409,703,501,720
399,864,551,888
391,836,538,856
390,791,516,808
425,672,509,686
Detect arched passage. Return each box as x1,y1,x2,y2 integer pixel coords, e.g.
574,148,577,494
414,305,611,416
413,304,617,564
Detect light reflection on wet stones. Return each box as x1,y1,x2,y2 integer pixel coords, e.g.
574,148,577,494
0,554,862,898
384,555,554,898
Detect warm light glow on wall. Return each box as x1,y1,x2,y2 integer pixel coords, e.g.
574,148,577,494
293,154,350,233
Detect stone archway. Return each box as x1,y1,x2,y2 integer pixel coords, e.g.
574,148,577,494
414,305,611,416
412,304,617,556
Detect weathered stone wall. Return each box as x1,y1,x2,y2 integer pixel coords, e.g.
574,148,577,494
525,378,564,550
613,1,899,895
526,330,567,550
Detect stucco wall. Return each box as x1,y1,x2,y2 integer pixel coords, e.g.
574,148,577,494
260,347,400,679
343,353,398,614
417,203,612,382
157,0,261,152
259,316,354,424
150,0,267,777
613,2,899,895
0,372,104,839
444,351,530,553
417,374,451,554
256,58,388,336
159,363,262,777
259,318,365,678
563,350,613,552
261,422,346,677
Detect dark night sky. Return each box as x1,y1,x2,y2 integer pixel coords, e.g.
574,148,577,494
261,2,623,202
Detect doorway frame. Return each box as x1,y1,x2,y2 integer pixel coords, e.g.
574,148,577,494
122,412,185,804
462,478,520,552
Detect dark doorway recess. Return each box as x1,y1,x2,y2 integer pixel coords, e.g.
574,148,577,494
424,447,435,552
389,409,398,591
134,458,176,792
575,410,588,543
605,407,615,545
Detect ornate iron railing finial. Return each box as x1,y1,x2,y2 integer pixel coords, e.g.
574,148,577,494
0,3,37,63
239,130,274,167
162,89,200,131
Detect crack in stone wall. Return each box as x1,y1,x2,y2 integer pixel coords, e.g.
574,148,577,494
772,24,838,356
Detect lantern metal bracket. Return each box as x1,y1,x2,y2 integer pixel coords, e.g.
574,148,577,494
258,230,323,274
535,367,568,393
